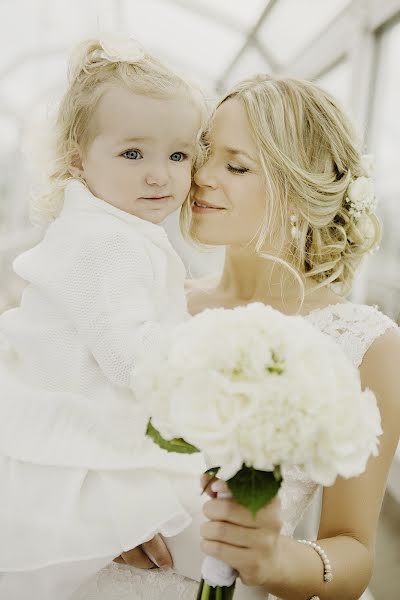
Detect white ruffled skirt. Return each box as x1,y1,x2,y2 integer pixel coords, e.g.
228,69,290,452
0,352,206,599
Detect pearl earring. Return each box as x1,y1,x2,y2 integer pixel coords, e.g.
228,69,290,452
69,168,85,182
290,214,300,240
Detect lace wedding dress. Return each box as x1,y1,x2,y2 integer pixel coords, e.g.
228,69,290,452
52,304,400,599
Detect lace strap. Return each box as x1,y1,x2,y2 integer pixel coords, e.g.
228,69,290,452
306,303,398,367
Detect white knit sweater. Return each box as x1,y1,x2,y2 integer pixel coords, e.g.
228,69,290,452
9,179,189,388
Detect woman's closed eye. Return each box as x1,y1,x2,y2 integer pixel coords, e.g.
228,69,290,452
227,163,249,174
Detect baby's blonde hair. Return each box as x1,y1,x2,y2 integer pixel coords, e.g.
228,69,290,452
184,74,381,297
32,38,207,223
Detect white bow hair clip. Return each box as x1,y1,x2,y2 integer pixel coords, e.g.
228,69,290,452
94,33,145,65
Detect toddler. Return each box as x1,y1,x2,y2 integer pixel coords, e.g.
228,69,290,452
0,33,207,599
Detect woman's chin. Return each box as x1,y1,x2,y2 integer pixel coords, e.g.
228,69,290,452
189,226,224,247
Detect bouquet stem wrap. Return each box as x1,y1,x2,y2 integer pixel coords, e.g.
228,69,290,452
200,489,238,590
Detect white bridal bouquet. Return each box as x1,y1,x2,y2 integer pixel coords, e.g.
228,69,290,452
133,303,381,600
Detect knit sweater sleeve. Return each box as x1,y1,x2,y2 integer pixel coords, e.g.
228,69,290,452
14,220,167,388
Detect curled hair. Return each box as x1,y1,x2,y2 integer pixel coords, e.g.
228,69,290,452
31,38,208,223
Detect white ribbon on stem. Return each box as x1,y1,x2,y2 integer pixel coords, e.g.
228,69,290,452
201,489,238,588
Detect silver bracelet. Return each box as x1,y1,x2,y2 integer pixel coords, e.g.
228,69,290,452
299,539,333,600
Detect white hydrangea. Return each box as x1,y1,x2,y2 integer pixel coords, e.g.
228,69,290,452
133,303,381,486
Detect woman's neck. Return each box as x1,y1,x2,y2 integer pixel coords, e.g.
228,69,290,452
217,246,344,315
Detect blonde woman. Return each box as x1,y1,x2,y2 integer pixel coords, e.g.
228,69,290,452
104,76,400,600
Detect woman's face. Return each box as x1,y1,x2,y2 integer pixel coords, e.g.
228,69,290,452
191,98,268,246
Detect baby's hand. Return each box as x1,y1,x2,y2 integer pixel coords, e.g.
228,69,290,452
113,534,173,570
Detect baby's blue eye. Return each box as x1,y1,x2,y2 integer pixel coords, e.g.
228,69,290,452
170,152,185,162
122,150,142,160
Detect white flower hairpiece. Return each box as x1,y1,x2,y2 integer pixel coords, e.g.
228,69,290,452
345,154,377,220
94,33,145,65
360,153,374,178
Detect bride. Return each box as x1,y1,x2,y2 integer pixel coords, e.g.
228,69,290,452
72,75,400,599
2,74,397,600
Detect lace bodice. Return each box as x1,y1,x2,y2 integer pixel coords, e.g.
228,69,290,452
306,302,396,368
73,303,397,600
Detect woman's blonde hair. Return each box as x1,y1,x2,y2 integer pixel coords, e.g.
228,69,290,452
31,38,207,223
183,74,381,297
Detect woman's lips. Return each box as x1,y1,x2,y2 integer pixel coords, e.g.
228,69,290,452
192,199,225,213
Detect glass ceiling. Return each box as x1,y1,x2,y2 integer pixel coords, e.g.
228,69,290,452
258,0,351,65
0,0,353,150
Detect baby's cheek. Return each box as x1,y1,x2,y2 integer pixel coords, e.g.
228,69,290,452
177,168,192,199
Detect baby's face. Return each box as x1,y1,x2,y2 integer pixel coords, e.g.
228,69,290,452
80,86,200,224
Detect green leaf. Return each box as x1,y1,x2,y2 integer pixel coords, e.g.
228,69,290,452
146,420,199,454
227,465,282,518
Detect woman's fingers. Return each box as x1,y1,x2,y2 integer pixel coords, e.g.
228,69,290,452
201,473,218,498
200,482,283,588
200,539,256,575
200,539,273,587
203,494,282,530
209,479,229,495
142,534,173,570
203,497,259,528
200,476,230,498
200,519,259,549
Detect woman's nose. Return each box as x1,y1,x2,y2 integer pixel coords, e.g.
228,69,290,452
193,160,217,189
